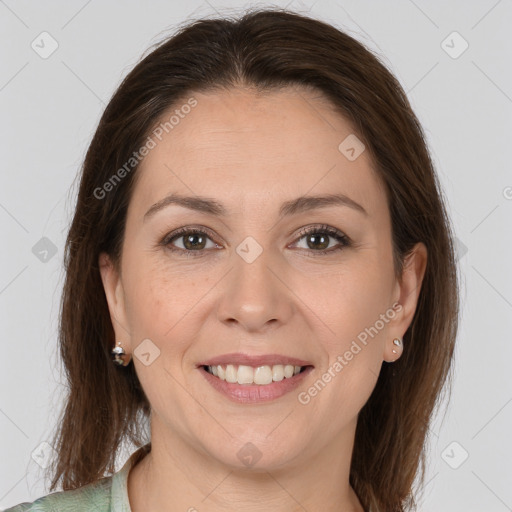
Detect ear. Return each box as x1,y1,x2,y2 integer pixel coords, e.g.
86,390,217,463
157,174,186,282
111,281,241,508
98,252,132,351
384,242,428,362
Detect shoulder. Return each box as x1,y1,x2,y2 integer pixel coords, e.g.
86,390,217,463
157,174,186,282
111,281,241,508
4,443,150,512
4,475,113,512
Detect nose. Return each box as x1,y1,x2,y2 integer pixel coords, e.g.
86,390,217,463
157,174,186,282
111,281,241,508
216,243,294,333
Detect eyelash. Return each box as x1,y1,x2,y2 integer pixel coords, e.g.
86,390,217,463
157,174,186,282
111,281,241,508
160,224,351,258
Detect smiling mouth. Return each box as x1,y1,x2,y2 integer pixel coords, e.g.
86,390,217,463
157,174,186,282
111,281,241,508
202,364,311,386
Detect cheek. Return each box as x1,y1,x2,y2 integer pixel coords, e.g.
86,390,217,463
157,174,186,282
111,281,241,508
122,253,224,378
312,255,394,410
305,260,394,350
122,260,207,405
122,254,217,355
297,265,390,427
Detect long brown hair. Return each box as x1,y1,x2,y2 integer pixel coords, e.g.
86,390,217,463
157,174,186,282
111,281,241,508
49,8,459,511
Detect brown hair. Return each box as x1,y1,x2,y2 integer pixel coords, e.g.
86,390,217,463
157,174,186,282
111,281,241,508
49,7,459,511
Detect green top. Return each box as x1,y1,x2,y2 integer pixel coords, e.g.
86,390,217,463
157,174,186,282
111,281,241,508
6,444,373,511
4,444,151,512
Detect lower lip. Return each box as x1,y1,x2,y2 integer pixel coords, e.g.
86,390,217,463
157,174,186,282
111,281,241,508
199,366,314,404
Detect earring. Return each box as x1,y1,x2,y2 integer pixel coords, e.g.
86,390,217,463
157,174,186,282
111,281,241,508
112,340,131,366
391,338,402,355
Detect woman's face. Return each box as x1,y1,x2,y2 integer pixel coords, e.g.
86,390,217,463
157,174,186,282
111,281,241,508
100,86,425,470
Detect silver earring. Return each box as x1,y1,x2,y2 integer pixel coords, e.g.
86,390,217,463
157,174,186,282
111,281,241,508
392,338,402,354
112,340,131,366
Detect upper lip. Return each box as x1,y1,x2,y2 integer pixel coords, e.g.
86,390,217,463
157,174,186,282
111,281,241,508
197,353,313,368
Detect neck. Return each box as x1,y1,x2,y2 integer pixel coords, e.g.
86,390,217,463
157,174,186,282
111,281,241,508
128,416,365,512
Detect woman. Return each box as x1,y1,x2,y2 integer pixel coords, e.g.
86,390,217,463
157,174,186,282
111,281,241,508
7,7,459,512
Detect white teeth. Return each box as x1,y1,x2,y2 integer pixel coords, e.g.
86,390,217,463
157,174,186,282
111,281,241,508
272,365,284,381
284,365,294,378
254,366,273,385
237,365,254,385
225,364,237,383
206,364,305,385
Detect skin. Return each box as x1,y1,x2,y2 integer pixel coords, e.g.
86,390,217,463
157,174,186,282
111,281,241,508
99,86,427,512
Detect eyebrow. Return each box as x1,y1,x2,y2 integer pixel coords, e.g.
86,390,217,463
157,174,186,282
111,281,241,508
143,192,368,222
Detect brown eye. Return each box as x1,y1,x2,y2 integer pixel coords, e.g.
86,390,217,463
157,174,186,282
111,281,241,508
179,232,207,250
293,225,350,255
162,227,219,256
304,232,330,251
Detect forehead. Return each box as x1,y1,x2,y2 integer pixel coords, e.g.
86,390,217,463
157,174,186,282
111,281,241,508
131,86,385,218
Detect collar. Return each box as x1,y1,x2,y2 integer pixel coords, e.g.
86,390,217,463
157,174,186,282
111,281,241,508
110,443,151,512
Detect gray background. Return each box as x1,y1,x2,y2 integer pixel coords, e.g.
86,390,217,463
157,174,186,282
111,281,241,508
1,0,511,510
